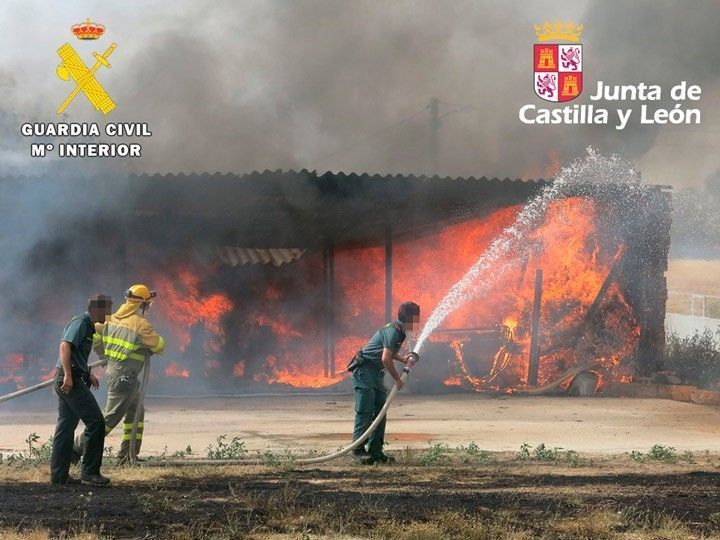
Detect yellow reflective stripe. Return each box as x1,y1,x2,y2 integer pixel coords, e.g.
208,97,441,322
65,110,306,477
102,334,138,351
121,433,143,441
92,333,102,345
102,323,143,360
105,344,145,361
123,422,144,429
104,322,141,341
105,343,130,355
150,335,165,354
104,348,145,362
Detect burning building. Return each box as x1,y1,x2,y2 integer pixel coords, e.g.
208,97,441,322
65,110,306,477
0,170,671,395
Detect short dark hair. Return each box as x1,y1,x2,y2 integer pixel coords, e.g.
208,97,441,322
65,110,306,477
398,301,420,323
88,294,113,311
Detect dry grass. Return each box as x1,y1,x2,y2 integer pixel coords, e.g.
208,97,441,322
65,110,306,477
0,512,708,540
2,448,720,539
375,509,535,540
0,529,100,540
544,508,622,539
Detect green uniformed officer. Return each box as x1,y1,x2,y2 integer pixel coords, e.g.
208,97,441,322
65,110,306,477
50,295,113,486
349,301,420,464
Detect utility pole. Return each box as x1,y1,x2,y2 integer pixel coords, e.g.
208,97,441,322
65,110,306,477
429,97,440,174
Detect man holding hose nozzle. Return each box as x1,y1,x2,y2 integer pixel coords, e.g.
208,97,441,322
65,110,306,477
348,301,420,465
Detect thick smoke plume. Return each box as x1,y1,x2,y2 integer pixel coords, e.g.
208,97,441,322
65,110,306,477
0,0,717,183
0,1,716,393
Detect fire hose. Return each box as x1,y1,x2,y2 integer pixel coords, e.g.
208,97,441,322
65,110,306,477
0,352,421,466
0,352,606,466
159,387,403,465
0,356,147,466
0,358,108,404
158,352,421,466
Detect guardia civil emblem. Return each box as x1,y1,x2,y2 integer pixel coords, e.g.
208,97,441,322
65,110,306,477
533,21,583,102
56,18,117,115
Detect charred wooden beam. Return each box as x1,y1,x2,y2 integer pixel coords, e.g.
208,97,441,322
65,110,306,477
385,228,393,323
584,247,625,324
528,269,543,386
329,247,336,377
562,247,626,353
322,249,328,378
322,246,336,378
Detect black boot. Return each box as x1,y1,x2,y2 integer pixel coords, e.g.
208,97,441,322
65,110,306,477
51,476,82,485
81,472,111,486
372,453,396,464
352,448,374,464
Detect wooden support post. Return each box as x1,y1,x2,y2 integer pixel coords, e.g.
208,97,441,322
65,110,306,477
385,228,393,323
585,250,624,323
328,246,335,377
527,269,543,387
322,246,336,378
322,248,329,378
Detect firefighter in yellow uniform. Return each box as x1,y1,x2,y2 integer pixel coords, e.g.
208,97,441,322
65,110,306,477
96,284,165,462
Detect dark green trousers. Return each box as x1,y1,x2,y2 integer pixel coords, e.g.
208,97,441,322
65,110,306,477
352,366,387,457
50,369,105,482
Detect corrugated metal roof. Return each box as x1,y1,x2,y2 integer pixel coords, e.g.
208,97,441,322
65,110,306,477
217,247,305,267
0,171,666,250
117,170,552,249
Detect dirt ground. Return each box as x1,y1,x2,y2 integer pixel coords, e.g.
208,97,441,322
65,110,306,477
2,454,720,539
3,393,720,538
2,394,720,456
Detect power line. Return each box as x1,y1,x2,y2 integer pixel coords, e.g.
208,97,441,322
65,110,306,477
439,104,480,120
313,98,486,167
314,105,428,165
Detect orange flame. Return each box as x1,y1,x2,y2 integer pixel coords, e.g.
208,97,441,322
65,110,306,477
153,267,233,352
254,314,302,341
165,362,190,378
116,196,640,392
233,361,245,377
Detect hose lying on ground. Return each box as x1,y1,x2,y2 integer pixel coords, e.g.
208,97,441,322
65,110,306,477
0,355,608,466
524,360,602,396
160,358,600,466
0,354,418,466
0,355,151,463
154,362,418,466
0,359,108,404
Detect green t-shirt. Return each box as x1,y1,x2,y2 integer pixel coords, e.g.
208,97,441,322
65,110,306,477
56,313,94,373
360,321,406,370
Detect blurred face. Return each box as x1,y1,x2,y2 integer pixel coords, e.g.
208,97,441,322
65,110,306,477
405,314,420,332
88,302,112,323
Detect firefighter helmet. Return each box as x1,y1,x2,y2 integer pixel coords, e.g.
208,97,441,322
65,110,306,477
125,284,157,303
